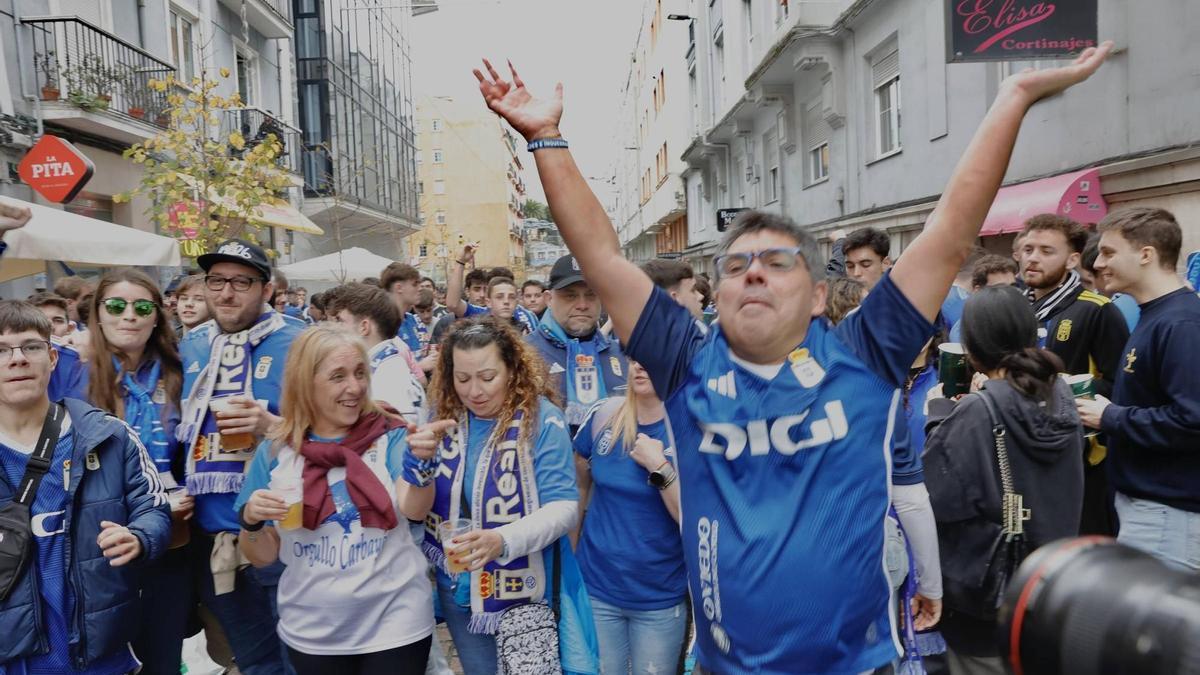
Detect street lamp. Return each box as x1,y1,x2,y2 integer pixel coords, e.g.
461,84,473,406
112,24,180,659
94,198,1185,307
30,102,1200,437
667,14,694,21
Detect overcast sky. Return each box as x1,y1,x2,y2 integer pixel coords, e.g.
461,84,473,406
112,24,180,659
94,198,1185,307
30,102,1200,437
410,0,645,207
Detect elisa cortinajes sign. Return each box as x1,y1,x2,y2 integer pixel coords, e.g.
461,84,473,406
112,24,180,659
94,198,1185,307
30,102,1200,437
947,0,1098,63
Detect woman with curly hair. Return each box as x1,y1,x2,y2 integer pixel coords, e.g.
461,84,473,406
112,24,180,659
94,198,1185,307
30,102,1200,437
424,316,596,675
82,268,190,674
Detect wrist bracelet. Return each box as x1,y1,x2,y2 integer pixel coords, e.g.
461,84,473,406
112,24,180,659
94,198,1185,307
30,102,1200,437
454,259,467,266
239,505,265,532
527,138,568,152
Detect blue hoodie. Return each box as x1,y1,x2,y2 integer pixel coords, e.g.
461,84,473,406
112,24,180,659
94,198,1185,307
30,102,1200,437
0,399,171,670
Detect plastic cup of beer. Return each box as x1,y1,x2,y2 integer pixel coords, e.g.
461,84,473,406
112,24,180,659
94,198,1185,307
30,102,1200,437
166,487,191,549
209,397,256,451
272,477,304,530
438,518,473,574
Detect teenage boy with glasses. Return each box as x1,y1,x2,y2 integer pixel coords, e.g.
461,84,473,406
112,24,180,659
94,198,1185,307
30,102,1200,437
0,300,170,672
476,45,1111,673
179,239,302,674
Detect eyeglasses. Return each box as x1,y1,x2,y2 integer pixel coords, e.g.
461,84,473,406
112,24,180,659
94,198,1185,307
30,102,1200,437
713,247,807,278
0,340,51,362
102,297,158,318
204,274,262,292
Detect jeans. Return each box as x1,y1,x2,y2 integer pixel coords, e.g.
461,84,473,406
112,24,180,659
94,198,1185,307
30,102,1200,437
590,596,687,675
436,582,496,675
194,535,290,675
1115,492,1200,571
133,547,194,675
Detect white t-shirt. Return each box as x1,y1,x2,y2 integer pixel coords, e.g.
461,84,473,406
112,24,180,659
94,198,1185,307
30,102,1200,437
369,340,428,425
241,429,434,655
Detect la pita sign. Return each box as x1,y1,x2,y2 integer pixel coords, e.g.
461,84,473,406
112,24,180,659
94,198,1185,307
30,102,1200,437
947,0,1098,63
18,135,95,203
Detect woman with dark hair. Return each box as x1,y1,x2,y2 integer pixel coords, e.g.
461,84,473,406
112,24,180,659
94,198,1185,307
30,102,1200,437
83,268,192,673
424,317,597,675
923,285,1085,674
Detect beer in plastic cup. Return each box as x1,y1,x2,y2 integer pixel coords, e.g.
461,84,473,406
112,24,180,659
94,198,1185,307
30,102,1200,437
167,487,191,549
1064,373,1096,399
938,343,970,397
209,397,256,451
272,477,304,530
438,518,473,574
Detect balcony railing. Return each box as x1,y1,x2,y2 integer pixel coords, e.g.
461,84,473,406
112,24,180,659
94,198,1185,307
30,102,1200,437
24,16,175,129
220,108,303,176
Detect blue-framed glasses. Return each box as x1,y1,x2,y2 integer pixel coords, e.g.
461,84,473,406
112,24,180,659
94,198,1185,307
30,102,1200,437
713,247,806,278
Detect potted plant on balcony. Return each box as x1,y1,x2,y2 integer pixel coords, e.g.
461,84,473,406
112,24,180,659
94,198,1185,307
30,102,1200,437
63,55,123,112
37,50,60,100
120,64,148,119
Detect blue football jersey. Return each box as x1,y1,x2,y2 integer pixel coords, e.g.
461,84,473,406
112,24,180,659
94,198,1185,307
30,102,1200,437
626,274,934,674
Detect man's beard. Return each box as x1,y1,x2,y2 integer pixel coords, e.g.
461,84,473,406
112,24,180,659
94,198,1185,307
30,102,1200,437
1027,265,1068,290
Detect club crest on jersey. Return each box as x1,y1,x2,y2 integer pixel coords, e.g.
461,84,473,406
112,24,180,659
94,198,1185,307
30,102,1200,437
153,381,167,405
255,357,273,379
85,452,100,471
1056,320,1073,342
787,348,825,388
596,428,615,456
610,356,623,378
699,401,849,460
574,355,599,405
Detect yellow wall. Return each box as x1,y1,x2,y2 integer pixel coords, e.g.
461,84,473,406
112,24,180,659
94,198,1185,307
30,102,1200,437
411,95,526,282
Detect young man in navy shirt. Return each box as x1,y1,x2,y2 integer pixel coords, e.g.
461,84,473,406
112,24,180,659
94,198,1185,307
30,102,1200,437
475,44,1111,673
1078,207,1200,571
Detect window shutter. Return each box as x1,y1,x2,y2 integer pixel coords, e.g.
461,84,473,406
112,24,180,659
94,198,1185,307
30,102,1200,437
873,48,900,88
804,100,829,150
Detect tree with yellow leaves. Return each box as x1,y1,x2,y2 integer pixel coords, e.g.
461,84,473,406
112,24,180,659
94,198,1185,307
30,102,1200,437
116,67,293,257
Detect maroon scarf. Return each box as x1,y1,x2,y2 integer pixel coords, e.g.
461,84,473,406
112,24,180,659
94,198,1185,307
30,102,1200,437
301,411,404,531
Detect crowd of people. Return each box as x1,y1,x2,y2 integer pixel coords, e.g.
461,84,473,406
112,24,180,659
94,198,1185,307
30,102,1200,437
0,39,1197,675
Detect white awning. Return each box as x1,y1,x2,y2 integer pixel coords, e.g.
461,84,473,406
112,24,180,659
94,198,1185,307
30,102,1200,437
276,247,396,283
0,196,182,281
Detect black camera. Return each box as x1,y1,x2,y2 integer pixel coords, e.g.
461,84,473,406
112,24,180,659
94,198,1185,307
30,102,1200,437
998,537,1200,675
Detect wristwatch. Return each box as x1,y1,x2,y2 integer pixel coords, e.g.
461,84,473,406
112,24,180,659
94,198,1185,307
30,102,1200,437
648,461,677,490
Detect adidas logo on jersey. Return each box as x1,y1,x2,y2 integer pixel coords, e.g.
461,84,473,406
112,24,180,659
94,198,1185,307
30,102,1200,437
698,401,849,460
706,371,737,398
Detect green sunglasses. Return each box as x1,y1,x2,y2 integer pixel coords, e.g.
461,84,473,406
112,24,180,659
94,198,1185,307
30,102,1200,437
102,297,158,317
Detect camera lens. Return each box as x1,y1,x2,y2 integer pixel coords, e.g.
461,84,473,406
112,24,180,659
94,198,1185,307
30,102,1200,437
1000,537,1200,675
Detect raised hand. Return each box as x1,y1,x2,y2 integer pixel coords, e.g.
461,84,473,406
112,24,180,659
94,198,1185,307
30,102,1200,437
0,201,32,234
1003,41,1113,104
473,59,563,142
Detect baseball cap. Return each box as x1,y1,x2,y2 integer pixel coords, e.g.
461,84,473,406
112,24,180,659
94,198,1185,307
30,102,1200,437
548,254,586,290
197,239,272,281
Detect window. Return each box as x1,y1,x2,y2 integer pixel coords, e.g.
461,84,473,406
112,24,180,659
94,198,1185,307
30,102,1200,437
743,0,754,75
803,99,830,184
431,119,442,132
169,9,196,82
433,180,445,195
763,129,779,203
688,68,699,135
416,152,422,164
418,181,424,194
872,47,901,157
432,150,444,163
735,156,746,206
435,211,446,224
234,46,259,106
418,243,428,257
713,35,726,113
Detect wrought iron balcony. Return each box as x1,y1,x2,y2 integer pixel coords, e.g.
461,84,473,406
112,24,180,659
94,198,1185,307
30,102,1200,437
220,107,303,176
24,16,175,141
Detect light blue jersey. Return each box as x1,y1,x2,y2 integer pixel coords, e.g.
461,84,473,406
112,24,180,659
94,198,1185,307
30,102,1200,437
626,274,933,674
